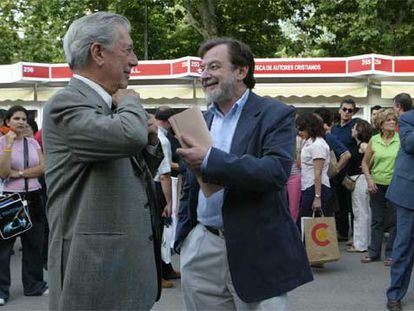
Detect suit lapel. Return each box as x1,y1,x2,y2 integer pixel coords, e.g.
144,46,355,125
204,109,214,129
69,78,111,115
230,92,263,156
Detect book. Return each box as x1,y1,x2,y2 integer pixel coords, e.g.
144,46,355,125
168,106,222,197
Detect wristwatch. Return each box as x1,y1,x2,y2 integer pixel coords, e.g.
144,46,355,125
18,170,24,178
315,194,321,198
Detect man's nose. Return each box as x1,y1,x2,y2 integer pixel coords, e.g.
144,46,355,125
200,68,210,79
129,51,138,67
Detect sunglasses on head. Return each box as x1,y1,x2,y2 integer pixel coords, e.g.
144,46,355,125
342,107,354,113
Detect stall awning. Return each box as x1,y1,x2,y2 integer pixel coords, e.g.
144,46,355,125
0,82,369,102
0,88,36,101
381,81,414,99
254,83,367,98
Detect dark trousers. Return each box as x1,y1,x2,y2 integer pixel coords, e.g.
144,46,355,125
154,182,174,277
387,204,414,302
0,191,47,299
368,185,396,259
297,185,331,230
334,176,353,238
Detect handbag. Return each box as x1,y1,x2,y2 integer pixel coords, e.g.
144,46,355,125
0,138,33,239
342,174,361,192
327,150,339,178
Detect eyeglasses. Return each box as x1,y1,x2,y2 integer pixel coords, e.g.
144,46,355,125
342,107,354,113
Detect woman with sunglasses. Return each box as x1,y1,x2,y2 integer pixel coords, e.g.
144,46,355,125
361,109,399,266
0,106,47,306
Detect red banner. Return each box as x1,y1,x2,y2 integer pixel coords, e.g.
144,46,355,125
51,66,73,79
172,60,188,75
22,65,49,79
394,59,414,73
374,57,392,72
254,60,346,75
13,55,414,83
130,63,170,76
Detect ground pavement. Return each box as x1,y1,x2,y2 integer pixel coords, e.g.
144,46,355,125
3,242,414,311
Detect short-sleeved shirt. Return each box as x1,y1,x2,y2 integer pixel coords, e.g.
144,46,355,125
0,136,42,192
300,137,331,191
154,127,172,182
371,133,400,185
324,133,348,160
332,119,356,148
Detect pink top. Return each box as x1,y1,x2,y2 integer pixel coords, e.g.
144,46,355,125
0,136,42,192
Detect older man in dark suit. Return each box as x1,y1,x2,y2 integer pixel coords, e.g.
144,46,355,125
386,106,414,311
42,12,162,311
175,38,312,310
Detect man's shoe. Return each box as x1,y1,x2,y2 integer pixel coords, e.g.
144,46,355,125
0,298,5,306
387,299,402,311
42,289,49,297
164,270,181,280
161,278,174,288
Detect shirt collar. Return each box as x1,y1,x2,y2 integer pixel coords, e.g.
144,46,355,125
158,126,168,136
378,132,399,145
73,74,112,108
210,89,250,117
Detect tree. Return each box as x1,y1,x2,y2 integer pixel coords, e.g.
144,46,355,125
290,0,414,56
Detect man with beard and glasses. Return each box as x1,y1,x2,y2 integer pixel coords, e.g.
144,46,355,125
174,38,312,310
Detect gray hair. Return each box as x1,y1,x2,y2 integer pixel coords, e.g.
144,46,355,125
63,12,131,70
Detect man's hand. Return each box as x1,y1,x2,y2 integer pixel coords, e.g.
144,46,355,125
147,117,159,146
176,135,208,172
112,89,140,107
162,202,172,218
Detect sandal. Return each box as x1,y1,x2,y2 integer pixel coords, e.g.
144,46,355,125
384,258,393,266
346,246,367,253
361,255,380,263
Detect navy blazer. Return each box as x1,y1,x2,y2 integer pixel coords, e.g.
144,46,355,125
386,110,414,209
174,92,313,303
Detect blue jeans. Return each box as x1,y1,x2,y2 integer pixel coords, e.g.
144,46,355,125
387,204,414,301
297,185,331,230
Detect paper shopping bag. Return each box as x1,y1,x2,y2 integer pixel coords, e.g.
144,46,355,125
302,216,341,264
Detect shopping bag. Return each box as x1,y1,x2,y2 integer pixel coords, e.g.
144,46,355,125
301,215,340,264
0,193,32,240
161,224,173,264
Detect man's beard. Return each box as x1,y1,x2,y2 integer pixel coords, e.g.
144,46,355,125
203,77,237,104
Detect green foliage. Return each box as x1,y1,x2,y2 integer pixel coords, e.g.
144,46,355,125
291,0,414,56
1,0,414,65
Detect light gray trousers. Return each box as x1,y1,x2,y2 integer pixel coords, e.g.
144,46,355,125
180,224,288,311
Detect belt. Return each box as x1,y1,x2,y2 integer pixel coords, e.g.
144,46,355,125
203,224,225,238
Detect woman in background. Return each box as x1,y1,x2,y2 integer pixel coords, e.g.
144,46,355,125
361,109,399,266
296,113,331,222
347,119,373,253
286,135,303,221
0,106,47,306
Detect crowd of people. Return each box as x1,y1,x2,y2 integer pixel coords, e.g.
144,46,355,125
0,10,413,311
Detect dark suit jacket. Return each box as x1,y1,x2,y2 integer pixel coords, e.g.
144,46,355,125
175,92,313,303
386,109,414,209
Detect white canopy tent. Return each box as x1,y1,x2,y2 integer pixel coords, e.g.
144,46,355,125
1,54,413,124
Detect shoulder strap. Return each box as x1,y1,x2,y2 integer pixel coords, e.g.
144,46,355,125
23,138,29,194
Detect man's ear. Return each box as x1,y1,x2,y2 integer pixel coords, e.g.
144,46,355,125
90,42,105,67
236,66,248,81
